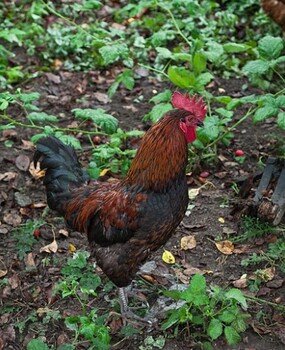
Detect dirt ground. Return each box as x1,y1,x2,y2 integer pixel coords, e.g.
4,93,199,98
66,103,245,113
0,71,284,349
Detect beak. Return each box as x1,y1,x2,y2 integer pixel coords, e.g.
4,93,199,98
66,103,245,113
197,121,204,127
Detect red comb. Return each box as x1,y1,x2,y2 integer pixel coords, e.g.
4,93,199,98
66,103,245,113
171,91,207,120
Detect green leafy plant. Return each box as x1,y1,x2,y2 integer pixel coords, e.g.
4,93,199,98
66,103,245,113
13,219,46,260
162,274,250,347
243,35,285,90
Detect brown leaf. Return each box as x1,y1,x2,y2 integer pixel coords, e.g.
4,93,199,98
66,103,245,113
59,229,69,237
3,211,22,226
40,239,58,254
232,275,248,289
15,154,30,171
24,253,36,270
9,273,20,289
94,92,110,104
255,267,275,282
20,139,34,150
183,267,212,276
0,259,7,278
180,235,197,250
215,240,235,255
0,172,17,181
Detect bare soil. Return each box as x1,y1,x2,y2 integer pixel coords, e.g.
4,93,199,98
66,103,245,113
0,71,284,350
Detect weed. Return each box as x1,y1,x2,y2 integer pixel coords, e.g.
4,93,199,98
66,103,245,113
13,219,46,260
161,274,250,347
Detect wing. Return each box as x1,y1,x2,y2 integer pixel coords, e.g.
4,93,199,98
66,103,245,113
64,181,148,246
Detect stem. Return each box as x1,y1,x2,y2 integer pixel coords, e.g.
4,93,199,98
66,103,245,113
41,0,100,41
0,114,108,137
246,295,285,311
156,2,192,48
138,63,169,78
205,106,258,151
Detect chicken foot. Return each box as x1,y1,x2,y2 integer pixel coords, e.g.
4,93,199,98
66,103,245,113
118,287,153,326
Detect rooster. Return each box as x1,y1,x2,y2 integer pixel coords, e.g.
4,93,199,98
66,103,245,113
34,91,207,322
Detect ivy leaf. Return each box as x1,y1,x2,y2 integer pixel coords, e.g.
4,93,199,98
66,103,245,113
277,112,285,129
258,35,283,60
72,108,118,134
242,60,270,75
224,326,241,345
207,319,223,340
253,106,278,123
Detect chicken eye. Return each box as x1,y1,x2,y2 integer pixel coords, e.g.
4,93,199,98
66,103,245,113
180,117,186,123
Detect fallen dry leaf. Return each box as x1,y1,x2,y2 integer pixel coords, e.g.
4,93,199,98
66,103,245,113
218,217,225,224
40,239,58,254
215,240,235,255
180,235,197,250
0,259,7,278
20,139,34,150
183,267,212,276
232,274,248,289
59,229,69,237
24,253,36,270
69,243,76,253
173,268,190,284
0,172,17,182
15,154,30,172
3,211,22,226
162,250,175,264
188,188,200,200
9,273,20,289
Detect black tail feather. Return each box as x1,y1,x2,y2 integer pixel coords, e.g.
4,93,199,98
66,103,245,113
34,136,89,213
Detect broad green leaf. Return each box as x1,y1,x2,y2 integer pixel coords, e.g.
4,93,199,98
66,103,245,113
219,310,236,324
277,112,285,129
121,69,135,90
57,344,75,350
223,43,249,53
276,95,285,108
192,52,207,74
144,102,172,122
125,130,144,137
0,124,15,131
276,56,285,64
161,309,182,330
190,273,206,294
258,35,283,59
168,66,196,89
150,90,172,103
99,43,128,65
254,106,278,123
72,108,118,134
204,41,224,63
215,108,234,119
232,317,248,333
242,60,270,75
18,92,40,103
156,47,173,59
173,52,193,62
224,326,241,345
27,339,49,350
207,319,223,340
107,81,119,98
28,112,58,123
202,115,220,140
55,134,82,150
225,288,247,309
195,72,214,88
